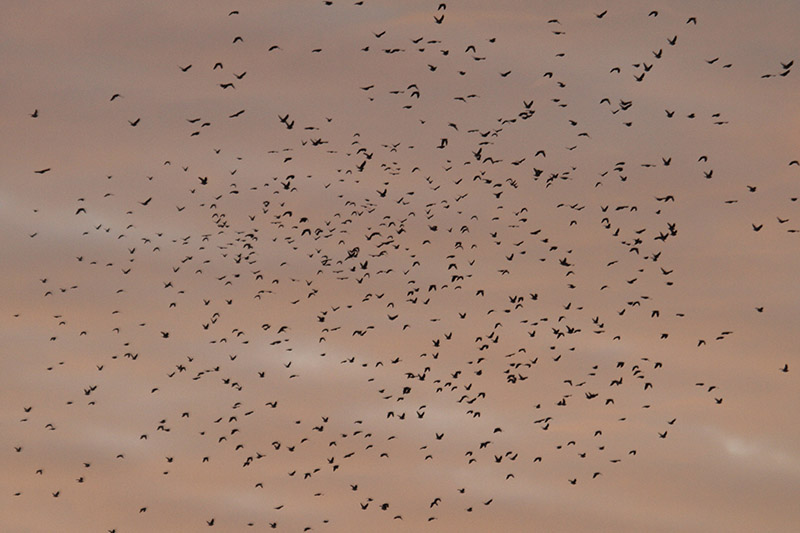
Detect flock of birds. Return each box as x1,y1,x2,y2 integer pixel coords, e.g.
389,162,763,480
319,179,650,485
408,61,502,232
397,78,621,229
5,2,798,531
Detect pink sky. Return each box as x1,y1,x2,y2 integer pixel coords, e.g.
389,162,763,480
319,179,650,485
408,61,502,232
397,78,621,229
2,1,799,531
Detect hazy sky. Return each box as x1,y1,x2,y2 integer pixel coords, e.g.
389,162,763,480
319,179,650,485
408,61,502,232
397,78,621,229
2,1,799,532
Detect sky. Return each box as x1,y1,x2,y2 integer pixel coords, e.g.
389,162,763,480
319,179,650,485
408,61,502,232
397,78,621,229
2,1,799,532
